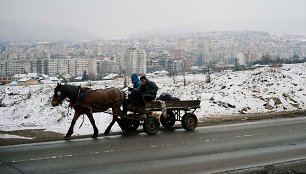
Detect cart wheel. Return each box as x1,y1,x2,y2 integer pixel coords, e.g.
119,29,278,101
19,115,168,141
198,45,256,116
143,116,160,135
118,117,140,132
160,111,176,128
181,113,198,131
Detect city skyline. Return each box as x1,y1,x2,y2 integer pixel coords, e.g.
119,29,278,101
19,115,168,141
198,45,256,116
1,30,305,81
1,0,306,39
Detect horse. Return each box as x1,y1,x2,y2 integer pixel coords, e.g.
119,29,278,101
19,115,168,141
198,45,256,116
51,83,126,139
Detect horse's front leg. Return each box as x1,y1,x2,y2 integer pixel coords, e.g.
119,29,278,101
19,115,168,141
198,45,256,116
65,112,81,139
86,113,99,138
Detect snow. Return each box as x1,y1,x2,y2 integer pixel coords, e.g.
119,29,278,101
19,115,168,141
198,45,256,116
0,63,306,139
0,134,33,139
102,73,119,80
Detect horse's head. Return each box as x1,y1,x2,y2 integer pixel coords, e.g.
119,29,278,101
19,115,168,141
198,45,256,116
51,83,66,106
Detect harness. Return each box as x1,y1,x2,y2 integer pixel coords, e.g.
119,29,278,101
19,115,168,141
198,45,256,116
65,87,141,126
69,87,96,108
69,87,123,112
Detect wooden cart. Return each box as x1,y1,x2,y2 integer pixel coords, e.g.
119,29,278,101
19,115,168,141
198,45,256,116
117,100,201,135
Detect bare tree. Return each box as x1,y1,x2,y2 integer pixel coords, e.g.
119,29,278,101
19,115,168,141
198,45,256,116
206,65,211,83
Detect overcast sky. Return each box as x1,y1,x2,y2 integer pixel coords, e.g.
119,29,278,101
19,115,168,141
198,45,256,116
1,0,306,39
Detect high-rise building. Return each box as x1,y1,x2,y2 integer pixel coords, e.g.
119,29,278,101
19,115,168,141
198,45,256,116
96,59,120,79
121,47,147,75
75,57,97,78
48,59,58,76
47,57,97,79
176,39,186,51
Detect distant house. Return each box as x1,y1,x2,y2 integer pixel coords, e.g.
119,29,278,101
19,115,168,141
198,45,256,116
18,78,39,85
49,77,60,83
9,81,18,86
27,73,38,79
63,74,72,82
74,76,83,81
12,74,27,81
0,76,12,85
41,74,50,79
103,74,119,80
154,70,169,76
40,79,56,84
147,70,169,77
12,73,38,81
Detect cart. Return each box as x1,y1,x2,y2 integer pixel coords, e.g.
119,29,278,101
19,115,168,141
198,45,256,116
117,100,201,135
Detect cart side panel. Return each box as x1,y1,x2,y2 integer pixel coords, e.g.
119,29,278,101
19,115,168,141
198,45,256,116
145,100,201,110
165,100,201,108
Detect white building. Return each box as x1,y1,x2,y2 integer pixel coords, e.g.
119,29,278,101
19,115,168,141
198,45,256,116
57,58,69,76
121,47,147,75
46,57,97,79
75,57,97,78
48,59,58,76
97,59,120,78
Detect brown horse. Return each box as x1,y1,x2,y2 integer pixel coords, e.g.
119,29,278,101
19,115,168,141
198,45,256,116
51,83,126,139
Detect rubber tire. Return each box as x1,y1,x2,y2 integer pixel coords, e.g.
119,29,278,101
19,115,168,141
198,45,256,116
181,113,198,131
160,111,176,128
143,116,160,135
118,117,140,132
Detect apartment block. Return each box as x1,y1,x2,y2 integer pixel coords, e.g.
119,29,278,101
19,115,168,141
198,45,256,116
122,47,147,75
75,57,97,78
97,59,120,79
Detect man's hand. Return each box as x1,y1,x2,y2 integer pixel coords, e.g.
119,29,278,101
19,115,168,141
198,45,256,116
142,93,153,97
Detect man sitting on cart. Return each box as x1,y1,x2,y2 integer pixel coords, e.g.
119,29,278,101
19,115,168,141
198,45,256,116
139,76,158,104
127,73,142,106
127,75,158,108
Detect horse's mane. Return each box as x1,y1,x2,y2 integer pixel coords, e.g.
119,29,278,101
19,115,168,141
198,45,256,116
62,84,82,99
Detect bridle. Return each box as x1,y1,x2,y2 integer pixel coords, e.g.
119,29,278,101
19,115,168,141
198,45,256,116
52,86,66,106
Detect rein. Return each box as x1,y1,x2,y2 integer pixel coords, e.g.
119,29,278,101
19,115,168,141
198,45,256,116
65,104,85,129
79,115,85,129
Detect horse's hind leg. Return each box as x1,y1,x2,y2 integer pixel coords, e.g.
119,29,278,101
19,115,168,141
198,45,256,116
104,106,121,135
87,113,99,138
65,112,81,139
104,118,116,135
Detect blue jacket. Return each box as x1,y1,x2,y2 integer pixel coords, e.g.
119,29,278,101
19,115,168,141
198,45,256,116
131,74,141,93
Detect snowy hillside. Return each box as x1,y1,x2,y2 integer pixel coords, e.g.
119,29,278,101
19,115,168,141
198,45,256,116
1,63,306,136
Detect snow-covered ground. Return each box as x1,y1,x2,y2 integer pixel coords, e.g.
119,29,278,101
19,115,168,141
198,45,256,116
1,63,306,137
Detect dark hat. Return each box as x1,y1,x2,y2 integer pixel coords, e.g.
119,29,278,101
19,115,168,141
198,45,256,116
140,76,147,80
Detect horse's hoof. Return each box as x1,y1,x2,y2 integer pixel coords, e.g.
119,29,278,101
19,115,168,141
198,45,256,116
104,129,110,135
64,136,70,140
92,134,98,139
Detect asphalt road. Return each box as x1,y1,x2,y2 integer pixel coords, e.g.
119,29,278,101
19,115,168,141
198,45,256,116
1,117,306,174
